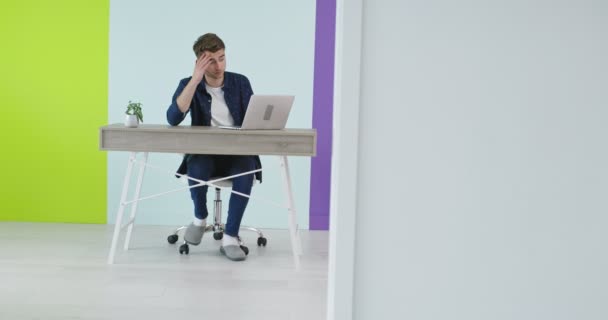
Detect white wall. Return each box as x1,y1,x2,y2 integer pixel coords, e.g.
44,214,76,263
340,0,608,319
107,0,316,228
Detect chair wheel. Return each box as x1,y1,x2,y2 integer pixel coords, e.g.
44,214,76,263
257,237,267,247
240,245,249,255
179,243,189,255
167,234,179,244
213,232,223,240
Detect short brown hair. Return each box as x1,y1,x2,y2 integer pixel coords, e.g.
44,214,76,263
193,33,225,57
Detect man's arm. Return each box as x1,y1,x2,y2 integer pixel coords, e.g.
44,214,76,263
167,53,212,126
177,53,211,111
175,79,199,114
166,80,189,126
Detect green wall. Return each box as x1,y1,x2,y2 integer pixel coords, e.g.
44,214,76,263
0,0,109,223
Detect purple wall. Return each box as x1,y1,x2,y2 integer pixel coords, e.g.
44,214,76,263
309,0,336,230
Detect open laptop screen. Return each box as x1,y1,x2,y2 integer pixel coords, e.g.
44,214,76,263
219,95,295,130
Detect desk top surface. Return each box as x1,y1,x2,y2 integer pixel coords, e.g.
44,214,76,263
100,124,317,156
101,124,316,136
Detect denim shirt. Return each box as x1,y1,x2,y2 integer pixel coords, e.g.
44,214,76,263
166,71,262,182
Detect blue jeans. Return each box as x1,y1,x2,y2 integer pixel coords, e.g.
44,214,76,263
186,155,256,237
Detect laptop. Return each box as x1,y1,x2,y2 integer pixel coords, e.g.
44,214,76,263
218,95,295,130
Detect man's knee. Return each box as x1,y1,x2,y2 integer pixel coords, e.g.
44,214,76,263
187,155,214,178
189,154,214,165
233,156,256,172
230,157,255,187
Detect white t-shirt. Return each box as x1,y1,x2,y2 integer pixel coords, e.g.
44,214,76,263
205,84,235,127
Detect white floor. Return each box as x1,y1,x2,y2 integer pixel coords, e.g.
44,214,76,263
0,222,328,320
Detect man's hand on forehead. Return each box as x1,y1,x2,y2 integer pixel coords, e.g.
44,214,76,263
200,50,224,61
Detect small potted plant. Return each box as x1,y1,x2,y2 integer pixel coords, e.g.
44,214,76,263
124,101,143,128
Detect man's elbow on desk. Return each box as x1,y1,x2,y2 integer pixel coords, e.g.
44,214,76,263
166,105,187,126
166,116,181,126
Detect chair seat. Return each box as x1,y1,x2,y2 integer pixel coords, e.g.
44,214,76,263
209,176,258,188
181,175,256,188
209,176,233,188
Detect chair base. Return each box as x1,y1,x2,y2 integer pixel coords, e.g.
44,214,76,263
167,184,267,255
167,224,267,255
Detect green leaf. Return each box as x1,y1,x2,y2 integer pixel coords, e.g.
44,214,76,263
125,100,144,120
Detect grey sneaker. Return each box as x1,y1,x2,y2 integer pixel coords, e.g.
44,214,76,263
184,222,206,245
220,245,247,261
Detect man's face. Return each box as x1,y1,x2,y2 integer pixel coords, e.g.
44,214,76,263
203,49,226,81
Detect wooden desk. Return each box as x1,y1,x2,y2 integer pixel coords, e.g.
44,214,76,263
100,124,316,156
100,124,317,269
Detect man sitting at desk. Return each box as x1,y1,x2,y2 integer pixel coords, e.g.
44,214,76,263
166,33,262,261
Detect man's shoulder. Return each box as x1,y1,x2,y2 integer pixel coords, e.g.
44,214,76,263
224,71,250,83
178,76,193,85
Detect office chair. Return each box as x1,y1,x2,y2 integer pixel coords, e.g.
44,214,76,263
166,176,267,255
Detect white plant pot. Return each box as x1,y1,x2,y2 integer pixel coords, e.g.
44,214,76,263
124,114,139,128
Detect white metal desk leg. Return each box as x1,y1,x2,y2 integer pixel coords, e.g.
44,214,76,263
279,156,302,270
108,152,137,264
123,152,148,250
